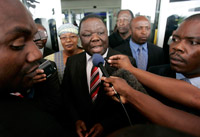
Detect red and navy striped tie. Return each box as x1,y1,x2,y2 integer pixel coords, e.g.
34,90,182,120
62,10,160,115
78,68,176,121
90,66,101,102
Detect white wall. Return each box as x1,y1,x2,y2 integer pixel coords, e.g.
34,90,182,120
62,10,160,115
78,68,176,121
61,0,121,37
157,0,200,47
121,0,157,22
30,0,62,27
61,0,121,10
29,0,63,50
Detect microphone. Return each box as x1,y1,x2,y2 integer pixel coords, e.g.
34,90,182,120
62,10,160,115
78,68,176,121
92,53,109,77
92,53,133,126
112,69,147,94
92,54,119,95
92,54,147,94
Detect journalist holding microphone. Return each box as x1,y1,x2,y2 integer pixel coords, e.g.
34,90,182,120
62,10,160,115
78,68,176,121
102,13,200,137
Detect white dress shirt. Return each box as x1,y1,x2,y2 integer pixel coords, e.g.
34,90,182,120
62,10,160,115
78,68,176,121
86,49,108,92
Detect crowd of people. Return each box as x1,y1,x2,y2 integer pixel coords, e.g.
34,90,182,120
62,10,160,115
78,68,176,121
0,0,199,137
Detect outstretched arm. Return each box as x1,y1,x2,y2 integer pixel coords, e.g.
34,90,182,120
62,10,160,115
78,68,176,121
102,76,200,137
107,54,200,110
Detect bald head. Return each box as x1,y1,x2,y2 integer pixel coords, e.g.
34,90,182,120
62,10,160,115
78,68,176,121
184,13,200,22
0,0,34,27
130,16,151,44
0,0,36,42
0,0,42,91
131,16,150,28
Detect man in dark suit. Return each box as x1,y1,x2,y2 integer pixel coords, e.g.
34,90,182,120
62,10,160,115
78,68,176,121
34,24,55,57
148,14,200,113
0,1,65,136
114,16,165,70
109,10,134,48
101,13,200,137
102,53,200,137
61,14,136,137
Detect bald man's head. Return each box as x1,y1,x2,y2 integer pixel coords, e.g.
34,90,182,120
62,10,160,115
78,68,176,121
130,16,151,45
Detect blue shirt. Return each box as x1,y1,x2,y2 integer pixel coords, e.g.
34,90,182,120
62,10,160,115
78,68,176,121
129,39,148,70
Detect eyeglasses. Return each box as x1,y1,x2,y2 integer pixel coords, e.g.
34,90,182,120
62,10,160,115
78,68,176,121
60,35,77,41
33,30,48,42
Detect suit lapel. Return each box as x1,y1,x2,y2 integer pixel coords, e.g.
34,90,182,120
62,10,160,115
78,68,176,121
162,64,176,78
106,48,119,75
79,52,104,106
147,43,153,69
122,42,133,57
77,53,93,103
126,43,133,57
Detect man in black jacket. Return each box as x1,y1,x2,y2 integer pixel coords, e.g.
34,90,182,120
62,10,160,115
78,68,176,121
109,10,134,48
148,14,200,113
0,1,65,136
114,16,165,70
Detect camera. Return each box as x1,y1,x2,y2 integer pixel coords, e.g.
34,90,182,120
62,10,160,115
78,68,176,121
38,60,56,78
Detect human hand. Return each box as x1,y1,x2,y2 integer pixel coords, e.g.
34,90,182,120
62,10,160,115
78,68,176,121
32,69,46,84
76,120,88,137
87,123,103,137
101,76,132,104
108,55,133,71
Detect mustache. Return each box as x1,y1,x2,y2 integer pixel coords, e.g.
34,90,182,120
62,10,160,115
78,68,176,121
169,51,187,63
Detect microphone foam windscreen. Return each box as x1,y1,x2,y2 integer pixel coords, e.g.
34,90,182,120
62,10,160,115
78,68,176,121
112,69,147,94
92,53,104,67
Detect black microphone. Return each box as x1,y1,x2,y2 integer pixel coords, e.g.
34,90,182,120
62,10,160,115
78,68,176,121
112,69,147,94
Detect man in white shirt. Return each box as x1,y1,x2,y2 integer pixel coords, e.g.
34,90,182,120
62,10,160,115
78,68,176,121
61,14,136,137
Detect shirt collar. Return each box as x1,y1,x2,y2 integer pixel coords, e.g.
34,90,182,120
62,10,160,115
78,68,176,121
86,48,108,62
129,39,147,52
176,73,200,88
176,73,185,80
190,77,200,88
